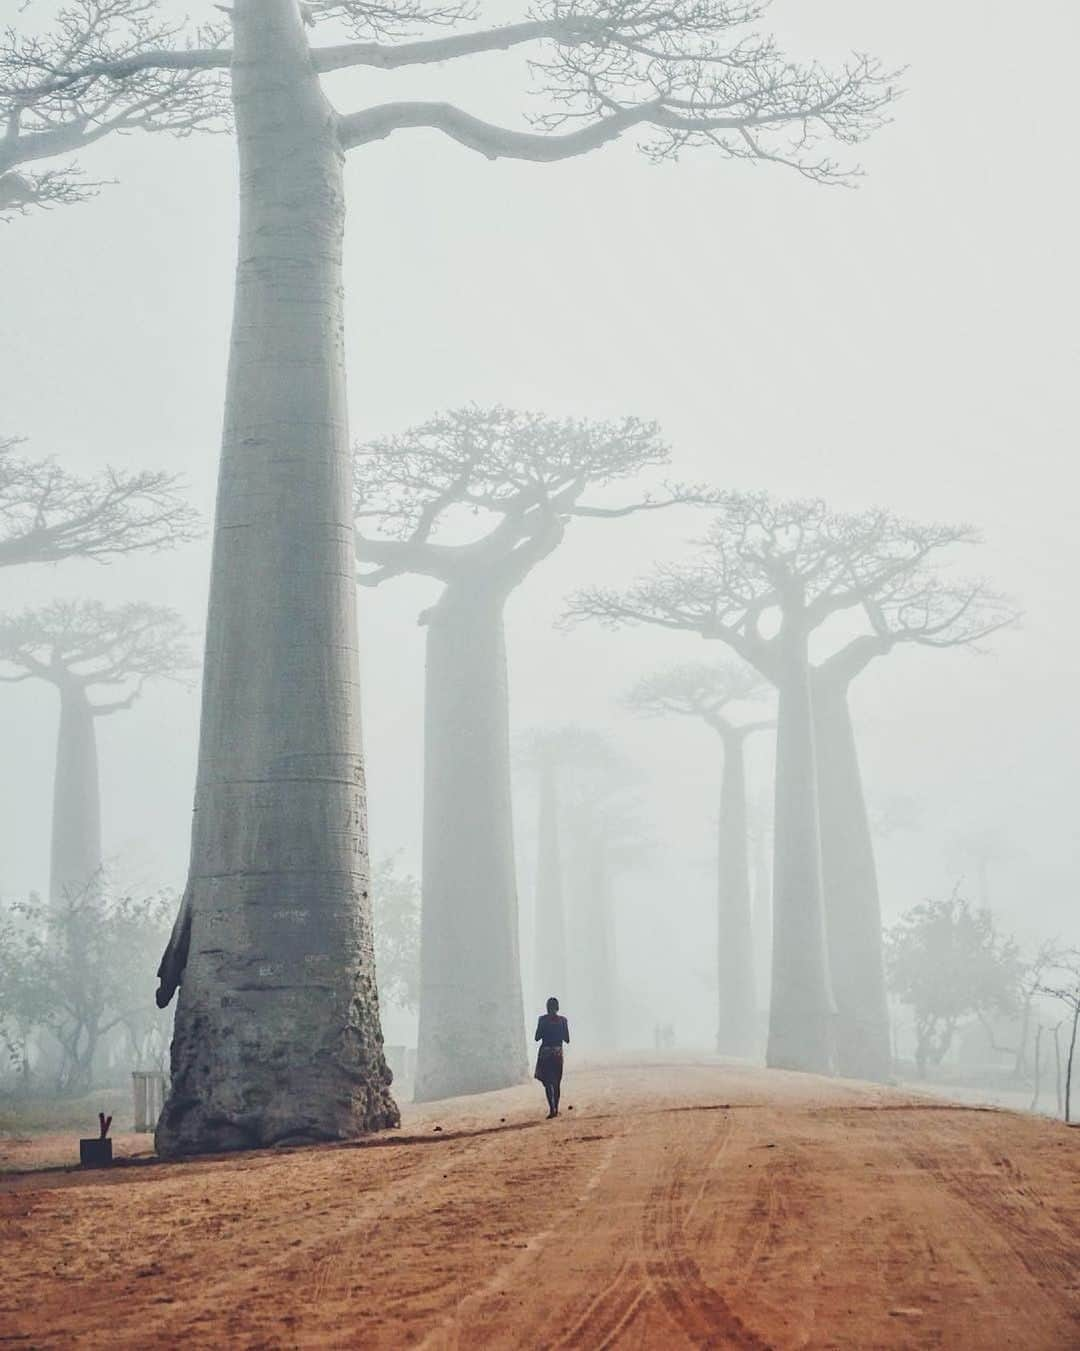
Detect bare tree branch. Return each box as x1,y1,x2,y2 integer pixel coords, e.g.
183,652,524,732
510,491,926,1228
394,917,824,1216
1,0,230,217
0,439,200,567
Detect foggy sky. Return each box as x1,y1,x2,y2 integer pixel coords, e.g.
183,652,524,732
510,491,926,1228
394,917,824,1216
2,0,1077,1044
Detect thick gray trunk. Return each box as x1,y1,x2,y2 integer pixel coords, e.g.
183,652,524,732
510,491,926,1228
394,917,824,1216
716,735,757,1058
49,686,102,904
532,760,567,1009
157,0,396,1156
766,627,836,1074
414,581,525,1100
813,677,891,1082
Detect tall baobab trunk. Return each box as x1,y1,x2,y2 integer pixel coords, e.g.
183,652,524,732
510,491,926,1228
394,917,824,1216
583,832,617,1051
751,797,772,1024
813,674,891,1082
157,0,397,1156
532,759,567,1008
414,578,525,1100
766,618,836,1074
716,732,757,1058
49,683,102,903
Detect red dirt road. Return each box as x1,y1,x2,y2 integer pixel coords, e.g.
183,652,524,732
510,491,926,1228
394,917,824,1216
2,1060,1078,1348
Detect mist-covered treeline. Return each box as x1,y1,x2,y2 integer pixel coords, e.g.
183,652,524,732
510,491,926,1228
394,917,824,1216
1,1,1077,1147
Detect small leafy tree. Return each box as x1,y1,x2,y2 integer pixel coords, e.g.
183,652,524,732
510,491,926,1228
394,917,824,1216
1036,949,1080,1124
0,878,174,1094
885,891,1022,1079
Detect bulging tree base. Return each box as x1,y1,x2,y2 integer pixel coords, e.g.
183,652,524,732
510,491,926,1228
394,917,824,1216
834,1015,893,1084
766,1014,836,1078
156,995,399,1158
413,1004,527,1103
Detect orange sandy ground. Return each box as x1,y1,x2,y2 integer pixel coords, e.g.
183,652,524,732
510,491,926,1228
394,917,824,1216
2,1059,1078,1349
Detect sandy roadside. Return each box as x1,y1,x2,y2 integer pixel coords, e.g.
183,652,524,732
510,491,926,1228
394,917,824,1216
2,1059,1078,1348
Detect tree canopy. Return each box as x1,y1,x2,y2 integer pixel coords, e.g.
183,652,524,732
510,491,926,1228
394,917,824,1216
2,0,899,217
569,491,1017,680
0,599,191,708
626,659,771,733
355,405,709,590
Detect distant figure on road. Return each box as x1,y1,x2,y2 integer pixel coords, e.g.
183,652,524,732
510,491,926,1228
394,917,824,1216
534,996,570,1119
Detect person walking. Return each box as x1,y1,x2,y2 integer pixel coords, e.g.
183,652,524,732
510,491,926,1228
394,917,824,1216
534,996,570,1118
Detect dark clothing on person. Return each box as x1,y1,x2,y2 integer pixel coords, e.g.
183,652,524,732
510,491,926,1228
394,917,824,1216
535,1014,570,1048
534,1013,570,1116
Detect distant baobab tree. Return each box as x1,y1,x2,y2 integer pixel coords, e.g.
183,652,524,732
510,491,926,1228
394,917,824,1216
570,492,1016,1080
354,406,703,1098
517,724,623,1018
944,827,1020,910
560,740,649,1053
6,1,898,1152
748,789,773,1015
0,600,190,903
0,439,198,570
627,661,772,1060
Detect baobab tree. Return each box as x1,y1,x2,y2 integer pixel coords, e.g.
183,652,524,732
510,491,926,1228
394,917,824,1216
7,2,897,1150
748,789,772,1013
570,492,1015,1079
560,742,648,1053
627,661,771,1059
0,600,190,902
355,406,703,1097
0,438,198,570
517,723,623,1017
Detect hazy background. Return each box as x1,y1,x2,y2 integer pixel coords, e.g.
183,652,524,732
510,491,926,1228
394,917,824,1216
2,0,1077,1045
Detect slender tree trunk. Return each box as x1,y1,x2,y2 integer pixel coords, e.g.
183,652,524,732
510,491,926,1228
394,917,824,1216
414,579,525,1100
766,619,835,1074
1029,1025,1043,1112
716,733,757,1058
591,845,618,1051
157,0,397,1155
532,759,567,1009
562,799,616,1051
751,798,772,1027
1054,1025,1063,1117
812,674,892,1082
49,684,102,904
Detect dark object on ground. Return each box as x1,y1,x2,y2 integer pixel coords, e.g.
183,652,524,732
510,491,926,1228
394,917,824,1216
433,1125,442,1132
81,1111,113,1167
80,1138,113,1167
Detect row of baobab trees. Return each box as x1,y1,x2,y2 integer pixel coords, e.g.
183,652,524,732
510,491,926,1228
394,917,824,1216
3,0,974,1155
1,411,1016,1110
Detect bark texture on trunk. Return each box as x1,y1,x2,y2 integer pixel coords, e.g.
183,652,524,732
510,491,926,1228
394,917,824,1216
813,675,891,1082
49,685,102,904
766,623,836,1074
157,0,397,1156
532,760,567,1009
414,580,525,1101
716,733,757,1058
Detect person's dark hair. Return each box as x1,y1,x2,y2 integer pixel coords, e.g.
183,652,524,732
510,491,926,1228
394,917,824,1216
546,996,560,1015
